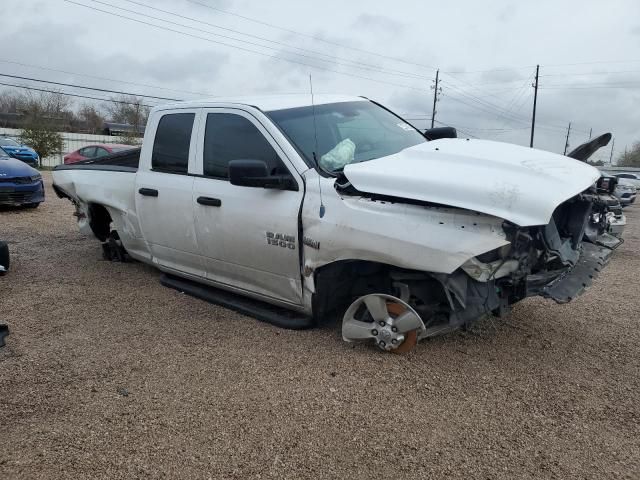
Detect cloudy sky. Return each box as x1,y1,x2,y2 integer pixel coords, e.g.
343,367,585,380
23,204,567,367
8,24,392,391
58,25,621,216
4,0,640,163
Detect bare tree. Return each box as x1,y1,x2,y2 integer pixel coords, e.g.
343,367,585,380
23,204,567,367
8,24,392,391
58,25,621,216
14,90,71,166
104,95,149,129
618,142,640,167
19,90,73,121
0,89,22,113
77,103,106,134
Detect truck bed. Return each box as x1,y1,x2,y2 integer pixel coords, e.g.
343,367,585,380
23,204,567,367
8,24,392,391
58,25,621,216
54,147,141,172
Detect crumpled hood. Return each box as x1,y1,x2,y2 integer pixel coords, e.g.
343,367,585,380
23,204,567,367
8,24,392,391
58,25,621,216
0,157,40,177
342,139,601,227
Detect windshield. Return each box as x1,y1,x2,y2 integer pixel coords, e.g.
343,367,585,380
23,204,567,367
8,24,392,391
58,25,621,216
0,138,20,147
110,146,134,153
267,101,426,172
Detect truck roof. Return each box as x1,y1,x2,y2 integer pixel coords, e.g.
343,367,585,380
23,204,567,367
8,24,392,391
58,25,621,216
152,94,367,113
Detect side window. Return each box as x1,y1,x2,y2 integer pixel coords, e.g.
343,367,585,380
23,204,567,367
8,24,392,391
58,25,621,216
95,147,109,158
80,146,96,158
152,113,195,174
203,113,286,179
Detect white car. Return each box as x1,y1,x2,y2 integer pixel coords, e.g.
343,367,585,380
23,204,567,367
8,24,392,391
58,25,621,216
614,178,637,206
52,95,617,352
613,173,640,190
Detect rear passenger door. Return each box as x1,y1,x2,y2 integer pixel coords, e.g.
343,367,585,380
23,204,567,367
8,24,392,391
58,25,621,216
135,110,204,276
192,109,304,305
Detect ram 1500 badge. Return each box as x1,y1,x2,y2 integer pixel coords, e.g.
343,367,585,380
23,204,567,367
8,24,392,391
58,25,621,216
52,95,619,352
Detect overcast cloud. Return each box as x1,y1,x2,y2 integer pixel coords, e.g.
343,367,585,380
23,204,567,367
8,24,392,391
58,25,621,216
3,0,640,162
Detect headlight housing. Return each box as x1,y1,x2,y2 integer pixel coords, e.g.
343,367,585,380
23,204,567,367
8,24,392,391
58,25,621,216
30,174,42,182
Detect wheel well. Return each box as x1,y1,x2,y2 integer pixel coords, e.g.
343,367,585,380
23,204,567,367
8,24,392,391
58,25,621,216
312,260,394,323
312,260,453,326
88,203,112,242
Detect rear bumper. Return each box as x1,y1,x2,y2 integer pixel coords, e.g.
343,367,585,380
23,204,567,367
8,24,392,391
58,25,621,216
0,181,45,206
526,242,613,304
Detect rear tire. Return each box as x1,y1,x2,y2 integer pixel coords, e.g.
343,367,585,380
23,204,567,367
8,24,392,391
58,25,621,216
0,241,9,275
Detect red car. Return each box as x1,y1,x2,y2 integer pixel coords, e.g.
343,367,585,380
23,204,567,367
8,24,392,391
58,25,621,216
63,144,134,164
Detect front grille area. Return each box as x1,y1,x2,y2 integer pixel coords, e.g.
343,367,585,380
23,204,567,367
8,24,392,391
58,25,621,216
0,176,33,184
0,191,36,204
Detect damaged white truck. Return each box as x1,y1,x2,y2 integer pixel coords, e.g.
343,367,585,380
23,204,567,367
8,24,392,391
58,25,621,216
52,95,620,352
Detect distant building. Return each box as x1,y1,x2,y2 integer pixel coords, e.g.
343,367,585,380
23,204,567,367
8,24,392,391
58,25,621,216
102,122,145,137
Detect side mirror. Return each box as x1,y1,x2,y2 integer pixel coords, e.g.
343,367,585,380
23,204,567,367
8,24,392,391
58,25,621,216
228,159,298,191
423,126,457,140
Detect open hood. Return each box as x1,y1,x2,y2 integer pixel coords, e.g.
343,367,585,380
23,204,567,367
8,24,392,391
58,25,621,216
567,133,612,162
342,139,601,227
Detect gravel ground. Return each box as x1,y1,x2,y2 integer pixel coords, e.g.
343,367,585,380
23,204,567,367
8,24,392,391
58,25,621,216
1,172,639,479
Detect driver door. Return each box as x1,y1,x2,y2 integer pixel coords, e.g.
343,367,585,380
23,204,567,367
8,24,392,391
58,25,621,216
192,109,304,305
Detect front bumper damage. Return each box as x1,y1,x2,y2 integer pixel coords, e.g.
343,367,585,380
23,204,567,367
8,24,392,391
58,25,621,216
527,242,613,303
341,190,620,353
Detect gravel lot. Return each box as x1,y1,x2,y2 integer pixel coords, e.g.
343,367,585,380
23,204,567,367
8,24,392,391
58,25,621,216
1,172,639,479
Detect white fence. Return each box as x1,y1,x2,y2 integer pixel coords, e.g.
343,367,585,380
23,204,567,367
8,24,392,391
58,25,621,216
0,128,139,167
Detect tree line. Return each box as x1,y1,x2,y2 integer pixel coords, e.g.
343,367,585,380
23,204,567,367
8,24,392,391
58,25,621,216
0,88,150,164
617,143,640,168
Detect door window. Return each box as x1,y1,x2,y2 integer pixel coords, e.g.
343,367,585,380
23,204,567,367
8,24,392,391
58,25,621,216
95,147,110,158
80,146,96,158
152,113,195,174
203,113,286,178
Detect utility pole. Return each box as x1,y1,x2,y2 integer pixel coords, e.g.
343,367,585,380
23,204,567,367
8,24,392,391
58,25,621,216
529,64,539,148
609,138,615,164
430,69,439,129
589,128,592,140
563,122,572,155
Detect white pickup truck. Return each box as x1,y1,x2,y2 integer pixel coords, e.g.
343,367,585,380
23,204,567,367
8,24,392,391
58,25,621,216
53,94,617,352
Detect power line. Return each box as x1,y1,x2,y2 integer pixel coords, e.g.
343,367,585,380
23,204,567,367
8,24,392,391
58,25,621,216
432,119,477,138
181,0,439,72
0,58,213,97
61,0,430,93
0,72,180,101
83,0,431,82
542,59,640,68
120,0,430,81
441,81,533,126
442,66,534,75
539,83,640,90
541,69,640,77
0,80,157,107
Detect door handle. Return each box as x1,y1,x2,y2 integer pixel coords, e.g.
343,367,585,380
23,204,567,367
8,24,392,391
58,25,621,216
197,196,222,207
138,188,158,197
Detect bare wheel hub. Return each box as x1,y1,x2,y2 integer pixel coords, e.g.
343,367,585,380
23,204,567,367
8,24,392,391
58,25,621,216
342,294,426,352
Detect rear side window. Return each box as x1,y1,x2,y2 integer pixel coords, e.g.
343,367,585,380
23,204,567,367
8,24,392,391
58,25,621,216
203,113,286,178
152,113,195,174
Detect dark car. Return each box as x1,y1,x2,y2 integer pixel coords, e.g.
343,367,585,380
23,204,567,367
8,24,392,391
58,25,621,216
0,137,39,167
0,149,45,208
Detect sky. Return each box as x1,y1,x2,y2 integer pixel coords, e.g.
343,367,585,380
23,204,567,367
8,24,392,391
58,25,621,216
3,0,640,163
